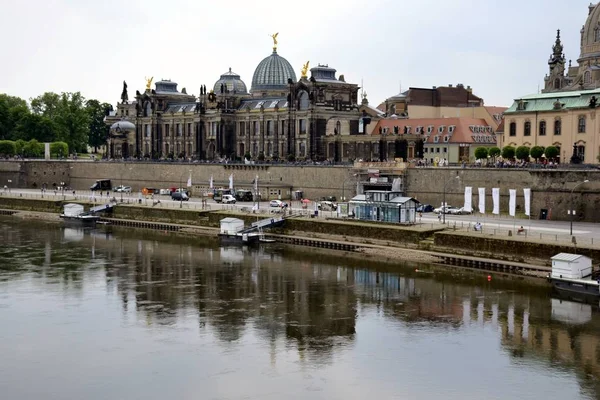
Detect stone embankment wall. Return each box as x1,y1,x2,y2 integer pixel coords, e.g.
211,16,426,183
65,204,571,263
434,231,600,263
2,160,600,221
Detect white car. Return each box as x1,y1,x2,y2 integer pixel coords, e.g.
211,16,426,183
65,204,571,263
269,200,287,208
449,207,472,215
113,185,132,193
222,194,236,204
433,205,453,214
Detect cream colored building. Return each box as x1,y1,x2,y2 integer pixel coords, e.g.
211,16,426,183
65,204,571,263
503,3,600,164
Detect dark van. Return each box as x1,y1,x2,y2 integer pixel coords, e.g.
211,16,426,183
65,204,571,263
90,179,112,191
235,190,253,202
171,192,189,201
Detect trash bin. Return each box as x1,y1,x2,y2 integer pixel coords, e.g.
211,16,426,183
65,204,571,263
539,209,548,220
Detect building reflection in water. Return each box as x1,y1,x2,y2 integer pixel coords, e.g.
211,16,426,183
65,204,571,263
0,220,599,398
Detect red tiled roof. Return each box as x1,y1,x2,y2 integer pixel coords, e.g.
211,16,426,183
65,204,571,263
496,119,505,133
370,117,497,145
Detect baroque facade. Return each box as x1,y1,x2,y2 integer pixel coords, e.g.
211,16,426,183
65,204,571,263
105,39,382,162
504,3,600,164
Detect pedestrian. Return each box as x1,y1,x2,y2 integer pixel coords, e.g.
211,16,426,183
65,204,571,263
438,213,441,222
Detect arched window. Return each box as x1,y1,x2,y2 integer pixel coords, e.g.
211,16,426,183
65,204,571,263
509,122,516,136
539,121,546,136
554,119,562,135
584,71,592,84
298,91,309,110
335,121,341,135
524,121,531,136
578,116,586,133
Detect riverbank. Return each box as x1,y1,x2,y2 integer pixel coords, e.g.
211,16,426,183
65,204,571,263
0,196,565,277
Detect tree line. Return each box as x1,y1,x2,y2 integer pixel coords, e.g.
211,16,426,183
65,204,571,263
474,145,560,162
0,92,113,156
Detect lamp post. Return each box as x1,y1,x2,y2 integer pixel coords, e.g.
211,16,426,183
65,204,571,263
60,181,65,200
570,179,589,236
442,175,460,224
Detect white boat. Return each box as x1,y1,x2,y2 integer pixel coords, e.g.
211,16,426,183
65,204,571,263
60,204,100,228
549,253,600,297
218,218,260,245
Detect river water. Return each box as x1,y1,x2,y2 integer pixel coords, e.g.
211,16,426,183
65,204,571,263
0,219,598,400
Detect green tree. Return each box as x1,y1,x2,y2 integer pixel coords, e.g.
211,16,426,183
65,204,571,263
14,113,60,143
474,147,488,160
0,94,29,140
515,145,531,161
544,145,559,160
86,99,112,153
30,92,89,153
14,139,26,156
23,139,43,158
50,142,69,158
488,146,501,159
501,145,515,159
530,146,544,161
0,140,16,157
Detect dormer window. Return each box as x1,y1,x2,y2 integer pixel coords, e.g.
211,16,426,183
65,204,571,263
434,136,440,143
517,100,527,111
438,126,445,133
443,136,449,142
448,125,455,133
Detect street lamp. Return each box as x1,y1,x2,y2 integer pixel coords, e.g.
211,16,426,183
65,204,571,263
60,181,65,200
569,179,589,236
179,169,191,208
442,175,460,224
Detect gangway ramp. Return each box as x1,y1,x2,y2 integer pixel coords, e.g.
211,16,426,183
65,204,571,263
240,215,285,233
88,201,118,214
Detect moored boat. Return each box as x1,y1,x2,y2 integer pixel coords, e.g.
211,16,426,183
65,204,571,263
60,204,100,228
549,253,600,297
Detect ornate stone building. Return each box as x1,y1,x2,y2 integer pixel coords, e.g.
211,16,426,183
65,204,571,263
504,3,600,164
105,39,376,162
543,3,600,93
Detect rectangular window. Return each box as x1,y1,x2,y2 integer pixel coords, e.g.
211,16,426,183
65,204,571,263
267,120,273,136
239,122,245,136
509,122,516,137
424,148,428,153
299,119,307,134
188,123,192,136
281,120,286,136
554,119,561,135
578,117,586,133
436,148,440,153
145,124,151,137
254,121,259,136
539,121,546,136
176,123,182,136
165,124,170,137
443,147,447,153
524,121,531,136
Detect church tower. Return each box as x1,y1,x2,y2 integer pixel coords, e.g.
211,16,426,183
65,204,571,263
543,30,566,92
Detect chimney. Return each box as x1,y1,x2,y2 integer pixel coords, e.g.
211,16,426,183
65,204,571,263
448,84,453,88
432,86,437,89
467,85,472,93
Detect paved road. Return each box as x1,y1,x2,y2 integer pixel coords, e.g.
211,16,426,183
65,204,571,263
2,188,598,244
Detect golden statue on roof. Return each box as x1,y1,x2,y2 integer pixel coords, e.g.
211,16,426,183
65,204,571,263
269,32,279,51
145,76,153,90
301,61,310,78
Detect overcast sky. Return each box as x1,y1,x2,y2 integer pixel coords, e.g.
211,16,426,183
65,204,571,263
0,0,592,108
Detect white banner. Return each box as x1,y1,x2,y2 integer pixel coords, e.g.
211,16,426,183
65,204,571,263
229,174,234,190
523,188,531,216
186,172,192,187
509,189,517,217
492,188,500,215
209,175,214,189
254,175,258,192
478,188,486,214
464,186,472,212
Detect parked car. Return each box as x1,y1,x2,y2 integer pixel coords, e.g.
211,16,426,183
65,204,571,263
171,192,189,201
449,207,471,215
90,179,111,191
113,185,132,193
433,205,453,214
318,201,337,211
222,194,236,204
417,204,434,213
269,200,287,208
235,190,253,202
